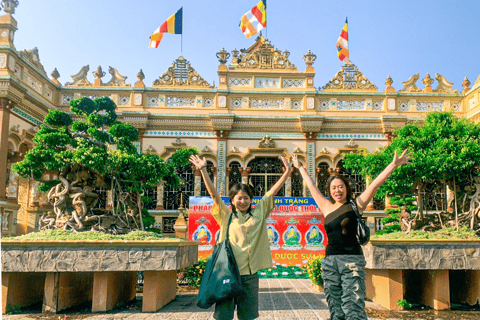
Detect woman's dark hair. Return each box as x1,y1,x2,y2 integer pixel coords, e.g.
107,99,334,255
228,183,254,214
325,175,352,204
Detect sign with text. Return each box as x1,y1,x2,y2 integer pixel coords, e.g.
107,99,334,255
188,196,327,267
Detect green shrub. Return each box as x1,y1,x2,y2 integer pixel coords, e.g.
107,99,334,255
6,305,21,314
302,255,324,286
372,226,479,239
179,257,209,287
397,299,413,309
1,229,172,241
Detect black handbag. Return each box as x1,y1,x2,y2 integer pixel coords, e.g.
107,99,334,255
197,212,243,309
349,199,370,245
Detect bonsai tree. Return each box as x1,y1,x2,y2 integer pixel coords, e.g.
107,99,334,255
344,111,480,233
13,96,197,234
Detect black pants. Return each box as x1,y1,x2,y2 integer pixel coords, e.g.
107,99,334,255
214,273,259,320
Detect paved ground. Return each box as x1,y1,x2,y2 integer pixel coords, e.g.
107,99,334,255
3,278,480,319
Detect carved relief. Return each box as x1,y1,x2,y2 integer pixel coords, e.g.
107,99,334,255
258,135,275,148
153,56,210,87
233,36,297,71
319,147,330,154
18,47,47,76
172,138,186,146
344,139,358,148
322,62,377,91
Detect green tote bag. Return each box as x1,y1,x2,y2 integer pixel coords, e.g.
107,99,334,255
197,212,243,309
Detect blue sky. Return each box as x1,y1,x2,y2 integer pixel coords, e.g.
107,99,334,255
14,0,480,91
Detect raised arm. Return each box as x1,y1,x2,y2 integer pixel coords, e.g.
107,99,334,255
356,149,412,212
268,156,293,196
291,155,329,213
189,155,221,204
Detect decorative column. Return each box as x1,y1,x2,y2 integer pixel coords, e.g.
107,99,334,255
285,167,292,197
193,166,202,197
6,168,18,201
211,167,217,194
156,183,164,210
29,180,40,207
304,132,318,196
215,130,229,196
240,167,251,185
226,167,232,192
0,98,12,201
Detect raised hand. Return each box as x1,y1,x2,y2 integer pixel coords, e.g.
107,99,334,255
291,155,302,169
189,155,207,170
392,149,412,167
281,156,292,173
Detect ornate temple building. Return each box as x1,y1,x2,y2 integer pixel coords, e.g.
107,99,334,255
1,1,479,237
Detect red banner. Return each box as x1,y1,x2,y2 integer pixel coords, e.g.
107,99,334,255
188,196,327,267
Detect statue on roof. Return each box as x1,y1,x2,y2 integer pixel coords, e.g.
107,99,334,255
66,65,91,86
19,47,47,76
399,73,421,92
231,35,297,71
1,0,19,15
322,62,377,91
153,56,210,87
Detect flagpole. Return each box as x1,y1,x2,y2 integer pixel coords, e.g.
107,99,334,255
181,7,183,54
265,1,267,39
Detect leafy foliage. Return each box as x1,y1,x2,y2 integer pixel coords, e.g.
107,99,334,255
344,112,480,231
372,226,479,239
302,255,324,286
1,229,183,241
12,96,199,234
178,257,209,287
378,196,417,234
343,112,480,199
397,299,413,309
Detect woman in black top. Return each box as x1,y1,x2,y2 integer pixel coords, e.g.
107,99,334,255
292,150,411,320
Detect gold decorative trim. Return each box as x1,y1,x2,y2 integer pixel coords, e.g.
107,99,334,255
153,56,210,87
322,62,377,91
231,36,297,71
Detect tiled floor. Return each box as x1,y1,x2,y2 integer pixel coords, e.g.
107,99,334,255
2,278,399,320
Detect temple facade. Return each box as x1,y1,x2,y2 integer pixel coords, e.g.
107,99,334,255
1,1,479,237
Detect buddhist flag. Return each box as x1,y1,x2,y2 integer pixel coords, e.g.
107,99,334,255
149,7,183,48
336,18,349,63
240,0,266,39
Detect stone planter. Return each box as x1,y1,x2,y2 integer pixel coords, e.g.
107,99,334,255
1,239,200,314
363,239,480,311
